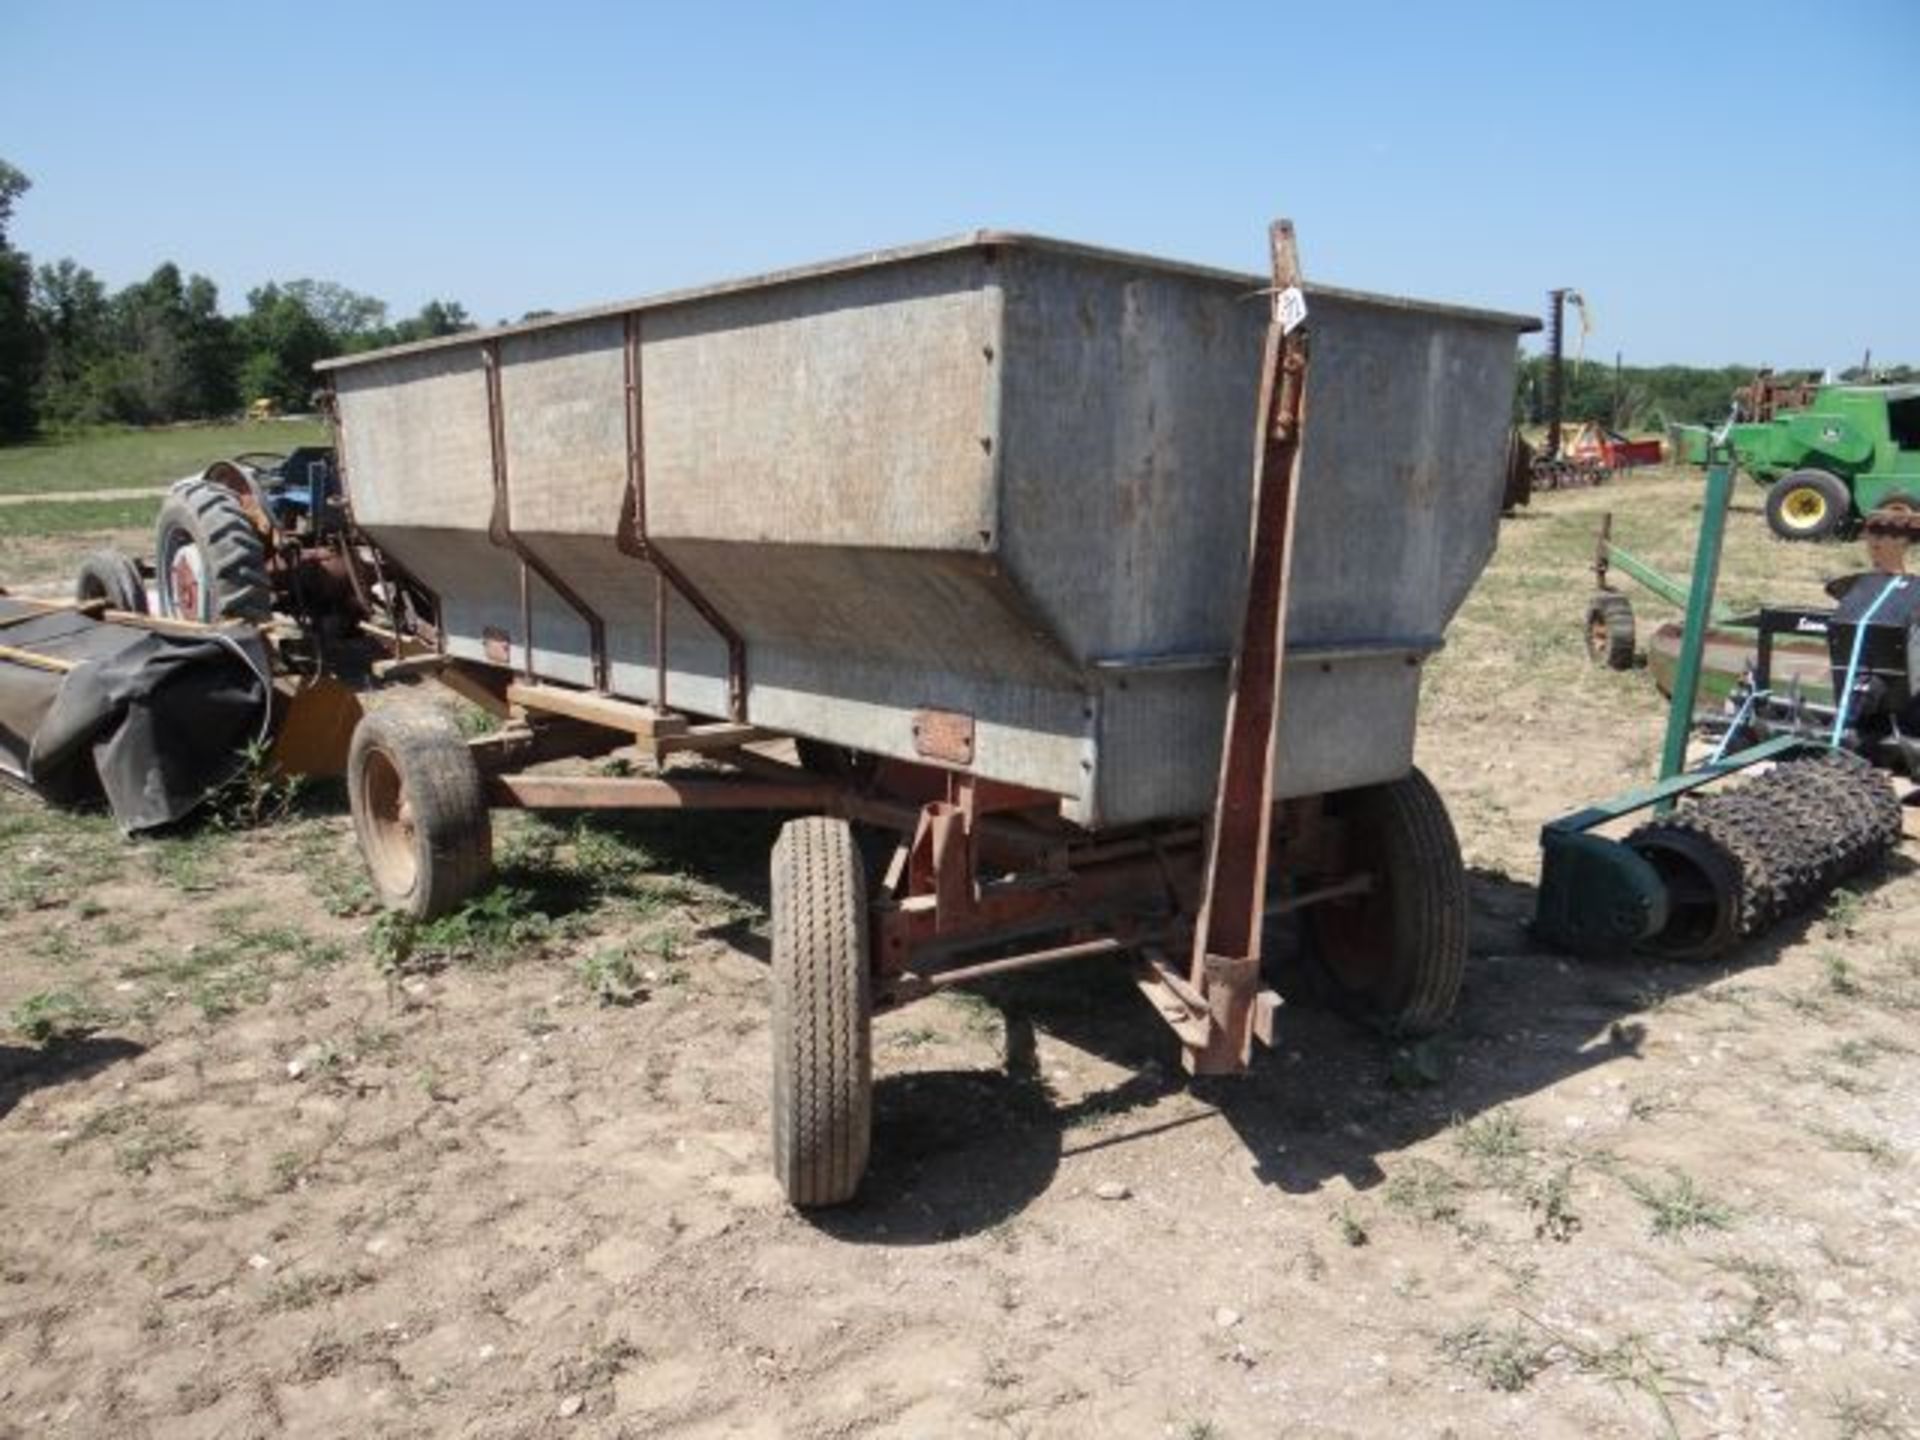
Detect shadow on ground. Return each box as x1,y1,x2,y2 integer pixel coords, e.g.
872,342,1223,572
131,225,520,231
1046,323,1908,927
813,858,1897,1244
0,1036,144,1121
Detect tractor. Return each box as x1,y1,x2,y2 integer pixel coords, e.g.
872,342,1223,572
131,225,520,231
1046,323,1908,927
1723,383,1920,542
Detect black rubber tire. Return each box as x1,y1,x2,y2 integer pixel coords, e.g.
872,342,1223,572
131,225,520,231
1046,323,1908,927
1765,469,1850,542
74,548,148,615
1585,592,1636,670
153,480,272,622
1299,768,1467,1036
770,815,872,1208
347,704,493,920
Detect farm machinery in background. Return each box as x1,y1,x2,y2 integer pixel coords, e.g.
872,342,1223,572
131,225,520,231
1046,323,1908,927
1508,287,1662,504
0,443,417,830
1539,449,1905,959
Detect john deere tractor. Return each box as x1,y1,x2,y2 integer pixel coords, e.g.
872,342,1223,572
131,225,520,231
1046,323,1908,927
1727,384,1920,541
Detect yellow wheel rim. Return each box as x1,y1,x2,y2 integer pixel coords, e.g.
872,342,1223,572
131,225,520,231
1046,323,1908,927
1783,487,1827,527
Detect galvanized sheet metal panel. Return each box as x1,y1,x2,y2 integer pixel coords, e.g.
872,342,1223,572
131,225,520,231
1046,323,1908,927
329,234,1530,828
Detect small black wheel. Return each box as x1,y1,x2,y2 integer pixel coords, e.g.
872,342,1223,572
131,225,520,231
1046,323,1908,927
1585,592,1636,670
74,548,148,614
1295,768,1467,1036
347,704,493,919
154,480,272,622
1765,469,1850,542
770,815,872,1208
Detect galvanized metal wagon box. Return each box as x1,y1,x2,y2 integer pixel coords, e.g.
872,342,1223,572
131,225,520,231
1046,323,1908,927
320,231,1534,1205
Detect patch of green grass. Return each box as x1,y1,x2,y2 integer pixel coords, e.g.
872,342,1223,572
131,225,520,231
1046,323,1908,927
9,988,111,1043
1453,1108,1530,1174
264,1268,374,1312
1526,1164,1582,1242
1622,1169,1733,1238
1440,1320,1555,1393
1704,1256,1798,1363
1384,1159,1461,1226
1823,889,1865,941
1809,1124,1899,1168
576,948,645,1006
1824,949,1861,997
1828,1391,1907,1440
113,1113,198,1176
0,496,162,536
144,829,232,894
0,802,126,915
370,885,569,975
1334,1205,1369,1247
125,911,340,1020
0,420,329,496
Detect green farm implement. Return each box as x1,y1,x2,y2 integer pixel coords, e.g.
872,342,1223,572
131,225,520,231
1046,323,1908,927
1538,455,1904,959
1676,382,1920,541
1584,510,1833,706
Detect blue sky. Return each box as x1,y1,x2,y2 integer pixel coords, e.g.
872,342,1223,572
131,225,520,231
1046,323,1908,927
3,0,1914,365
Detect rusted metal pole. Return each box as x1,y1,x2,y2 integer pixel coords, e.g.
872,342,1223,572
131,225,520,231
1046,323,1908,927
1184,219,1311,1076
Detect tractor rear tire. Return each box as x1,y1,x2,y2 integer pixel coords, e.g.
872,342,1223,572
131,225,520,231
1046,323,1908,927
348,704,493,920
1298,768,1467,1036
74,548,148,615
1765,469,1850,542
1585,592,1636,670
770,816,872,1208
154,480,273,622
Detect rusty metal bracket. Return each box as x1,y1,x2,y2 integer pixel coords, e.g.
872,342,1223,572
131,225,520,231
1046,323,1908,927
482,340,611,689
618,312,750,720
1184,219,1310,1075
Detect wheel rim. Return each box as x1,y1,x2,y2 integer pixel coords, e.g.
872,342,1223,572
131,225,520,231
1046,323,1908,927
163,533,207,618
357,746,418,898
1782,487,1827,530
1587,614,1610,661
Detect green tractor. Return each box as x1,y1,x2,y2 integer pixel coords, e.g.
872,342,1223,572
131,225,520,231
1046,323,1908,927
1727,383,1920,541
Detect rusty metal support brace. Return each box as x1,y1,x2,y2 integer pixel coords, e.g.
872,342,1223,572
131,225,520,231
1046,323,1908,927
482,341,611,690
619,313,750,720
1184,219,1311,1075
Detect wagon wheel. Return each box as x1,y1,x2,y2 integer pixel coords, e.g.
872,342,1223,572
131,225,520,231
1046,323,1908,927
347,704,493,919
770,815,872,1208
74,548,148,615
1764,469,1849,542
153,480,272,622
1584,592,1636,670
1293,768,1467,1036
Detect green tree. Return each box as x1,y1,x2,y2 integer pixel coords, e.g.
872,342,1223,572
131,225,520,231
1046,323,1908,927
236,281,336,409
30,258,112,424
0,159,40,439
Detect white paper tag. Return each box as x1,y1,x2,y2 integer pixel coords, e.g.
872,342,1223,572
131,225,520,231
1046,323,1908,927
1275,286,1308,334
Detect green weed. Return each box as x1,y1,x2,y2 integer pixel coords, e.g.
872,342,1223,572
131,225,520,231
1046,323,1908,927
1440,1320,1555,1393
1623,1169,1733,1238
10,988,111,1043
1384,1159,1461,1226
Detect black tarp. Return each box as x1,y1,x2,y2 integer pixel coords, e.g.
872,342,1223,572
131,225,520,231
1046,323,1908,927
0,598,272,833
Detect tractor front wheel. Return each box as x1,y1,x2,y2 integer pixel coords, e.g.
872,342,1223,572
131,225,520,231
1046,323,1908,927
348,705,493,919
770,816,872,1208
74,548,148,615
1765,470,1850,542
1294,768,1467,1036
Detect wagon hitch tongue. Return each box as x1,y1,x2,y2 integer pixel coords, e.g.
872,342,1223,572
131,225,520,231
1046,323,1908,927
1182,219,1309,1074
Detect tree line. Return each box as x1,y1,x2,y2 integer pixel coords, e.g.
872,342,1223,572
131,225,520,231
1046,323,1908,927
1514,354,1915,434
2,157,1911,446
0,159,477,441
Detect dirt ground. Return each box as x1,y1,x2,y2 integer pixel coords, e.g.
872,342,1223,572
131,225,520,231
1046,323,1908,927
2,469,1917,1439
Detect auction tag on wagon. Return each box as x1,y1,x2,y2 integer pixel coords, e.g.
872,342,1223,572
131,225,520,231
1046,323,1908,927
1276,285,1308,334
